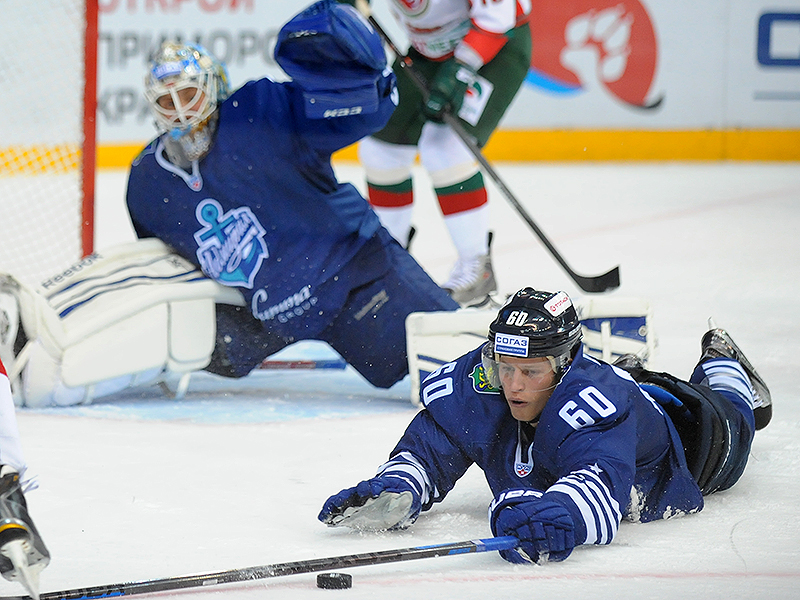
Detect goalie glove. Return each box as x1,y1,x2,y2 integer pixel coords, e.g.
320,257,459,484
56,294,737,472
423,58,477,122
275,0,389,118
318,475,421,531
489,489,576,564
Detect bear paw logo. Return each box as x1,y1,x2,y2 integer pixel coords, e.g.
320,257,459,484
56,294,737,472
528,0,663,109
561,6,634,87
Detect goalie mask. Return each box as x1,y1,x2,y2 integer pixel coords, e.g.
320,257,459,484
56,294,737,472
144,42,230,163
481,288,583,390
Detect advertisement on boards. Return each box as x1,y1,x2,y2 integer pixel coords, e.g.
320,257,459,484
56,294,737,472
97,0,799,156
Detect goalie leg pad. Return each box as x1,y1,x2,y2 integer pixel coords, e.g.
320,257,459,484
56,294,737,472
576,297,656,365
2,239,244,407
406,307,497,406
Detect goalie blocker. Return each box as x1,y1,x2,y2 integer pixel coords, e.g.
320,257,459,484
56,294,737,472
0,240,243,408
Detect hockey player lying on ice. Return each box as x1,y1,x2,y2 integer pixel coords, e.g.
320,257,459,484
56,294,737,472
319,288,773,564
0,0,458,408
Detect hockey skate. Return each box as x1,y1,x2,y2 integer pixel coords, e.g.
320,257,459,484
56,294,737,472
442,233,498,308
0,467,50,600
612,353,646,375
698,321,772,430
442,253,498,307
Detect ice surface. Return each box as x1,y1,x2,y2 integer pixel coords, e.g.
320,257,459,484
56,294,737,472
8,162,800,599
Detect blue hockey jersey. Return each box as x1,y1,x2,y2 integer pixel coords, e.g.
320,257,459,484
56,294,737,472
126,71,397,341
388,346,704,548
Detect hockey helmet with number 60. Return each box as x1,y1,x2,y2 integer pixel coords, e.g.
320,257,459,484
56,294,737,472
482,288,582,388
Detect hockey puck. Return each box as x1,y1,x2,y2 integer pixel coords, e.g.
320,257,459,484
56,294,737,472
316,572,352,589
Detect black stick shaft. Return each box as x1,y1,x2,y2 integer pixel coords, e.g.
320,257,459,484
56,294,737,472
4,537,518,600
364,9,620,293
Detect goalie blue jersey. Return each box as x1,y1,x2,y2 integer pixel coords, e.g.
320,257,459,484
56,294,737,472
126,71,397,340
392,347,704,548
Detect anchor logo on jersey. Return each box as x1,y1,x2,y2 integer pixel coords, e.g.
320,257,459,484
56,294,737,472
193,199,268,289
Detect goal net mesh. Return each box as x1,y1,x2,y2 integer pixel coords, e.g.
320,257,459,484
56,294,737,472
0,0,94,287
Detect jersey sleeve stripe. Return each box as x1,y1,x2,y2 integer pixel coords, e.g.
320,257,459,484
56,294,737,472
378,451,436,505
549,469,622,545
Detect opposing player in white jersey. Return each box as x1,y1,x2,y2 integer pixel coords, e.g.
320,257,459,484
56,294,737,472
0,357,49,599
319,288,772,564
343,0,533,306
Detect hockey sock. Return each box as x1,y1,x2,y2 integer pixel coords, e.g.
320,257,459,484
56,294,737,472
367,178,415,247
435,172,489,260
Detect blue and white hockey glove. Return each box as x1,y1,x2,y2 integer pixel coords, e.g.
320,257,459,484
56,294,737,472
489,489,576,564
318,475,421,531
275,0,388,118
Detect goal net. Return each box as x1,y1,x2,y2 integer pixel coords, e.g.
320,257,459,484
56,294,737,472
0,0,97,287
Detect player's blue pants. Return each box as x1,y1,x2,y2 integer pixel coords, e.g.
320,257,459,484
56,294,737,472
208,228,458,388
638,358,755,495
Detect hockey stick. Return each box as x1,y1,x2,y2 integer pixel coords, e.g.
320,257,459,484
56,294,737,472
1,537,519,600
356,1,620,293
257,358,348,370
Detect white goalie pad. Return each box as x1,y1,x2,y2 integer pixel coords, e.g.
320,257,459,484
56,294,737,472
405,297,657,405
1,239,244,407
576,296,656,365
406,308,497,407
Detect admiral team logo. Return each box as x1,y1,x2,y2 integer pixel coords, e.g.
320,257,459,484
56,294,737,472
194,199,268,288
527,0,663,109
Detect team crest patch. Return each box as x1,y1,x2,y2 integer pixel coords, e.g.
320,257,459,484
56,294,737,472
193,199,268,288
515,462,533,477
514,435,535,478
469,364,500,394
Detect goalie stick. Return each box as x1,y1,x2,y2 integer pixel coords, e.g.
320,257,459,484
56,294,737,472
355,0,620,294
0,537,519,600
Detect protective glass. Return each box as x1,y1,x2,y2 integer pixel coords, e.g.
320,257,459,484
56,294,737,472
481,342,558,392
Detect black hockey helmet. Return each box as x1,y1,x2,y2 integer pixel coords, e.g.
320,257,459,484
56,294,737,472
482,288,582,387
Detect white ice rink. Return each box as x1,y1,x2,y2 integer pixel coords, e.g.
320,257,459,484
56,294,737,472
7,161,800,600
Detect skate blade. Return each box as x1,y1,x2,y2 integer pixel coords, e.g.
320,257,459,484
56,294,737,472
1,539,41,600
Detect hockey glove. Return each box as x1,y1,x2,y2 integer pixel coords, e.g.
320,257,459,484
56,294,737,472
423,58,477,122
275,0,386,95
318,475,421,531
489,489,575,564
